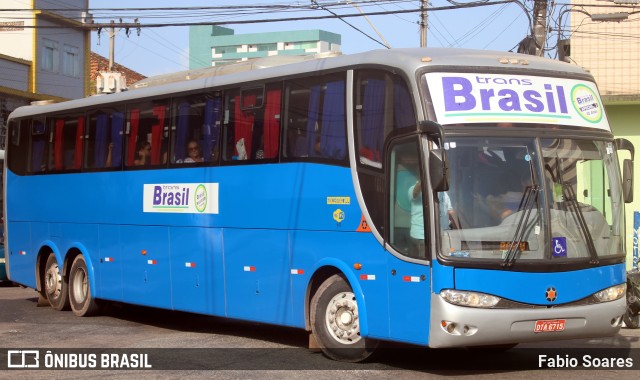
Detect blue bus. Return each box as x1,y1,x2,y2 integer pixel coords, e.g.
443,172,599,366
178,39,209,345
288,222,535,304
4,48,634,362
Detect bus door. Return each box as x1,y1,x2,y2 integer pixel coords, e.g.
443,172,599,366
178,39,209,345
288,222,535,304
385,137,431,344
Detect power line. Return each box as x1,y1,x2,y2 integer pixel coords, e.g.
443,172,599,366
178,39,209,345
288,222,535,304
311,0,389,48
1,1,531,29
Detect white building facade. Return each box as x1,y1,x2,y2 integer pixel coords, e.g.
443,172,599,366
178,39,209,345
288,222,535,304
0,0,90,129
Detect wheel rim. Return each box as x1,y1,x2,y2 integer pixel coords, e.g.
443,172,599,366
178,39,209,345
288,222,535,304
45,263,62,299
325,291,361,345
71,266,88,304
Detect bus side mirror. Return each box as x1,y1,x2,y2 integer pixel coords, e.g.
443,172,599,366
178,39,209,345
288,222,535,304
419,120,449,192
615,138,634,203
429,148,449,192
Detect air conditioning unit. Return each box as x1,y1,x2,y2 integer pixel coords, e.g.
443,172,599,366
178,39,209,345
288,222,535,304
96,72,127,94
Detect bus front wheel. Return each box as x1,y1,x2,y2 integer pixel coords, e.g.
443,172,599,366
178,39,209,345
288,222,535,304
310,274,378,362
69,255,99,317
43,253,69,311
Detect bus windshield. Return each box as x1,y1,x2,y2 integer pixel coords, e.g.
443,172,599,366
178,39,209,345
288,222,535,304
440,135,625,265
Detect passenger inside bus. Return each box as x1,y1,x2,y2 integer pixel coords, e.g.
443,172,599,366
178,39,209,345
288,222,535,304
408,179,425,258
487,148,533,221
184,140,204,163
105,142,113,167
408,179,455,258
488,170,533,220
134,141,151,166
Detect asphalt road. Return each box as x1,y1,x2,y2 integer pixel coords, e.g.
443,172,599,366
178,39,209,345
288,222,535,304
1,283,639,379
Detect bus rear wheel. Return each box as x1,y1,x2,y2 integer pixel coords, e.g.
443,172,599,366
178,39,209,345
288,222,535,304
44,253,69,311
310,274,378,362
69,255,99,317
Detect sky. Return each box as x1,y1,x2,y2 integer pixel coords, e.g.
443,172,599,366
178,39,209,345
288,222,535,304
90,0,532,77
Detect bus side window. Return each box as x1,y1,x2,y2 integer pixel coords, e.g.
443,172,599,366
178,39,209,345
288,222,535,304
222,83,281,162
45,115,84,171
30,118,47,173
7,119,30,175
85,108,125,169
171,94,221,164
283,74,346,161
355,70,415,169
126,100,169,167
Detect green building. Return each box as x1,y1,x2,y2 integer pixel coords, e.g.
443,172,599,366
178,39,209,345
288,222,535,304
189,26,341,69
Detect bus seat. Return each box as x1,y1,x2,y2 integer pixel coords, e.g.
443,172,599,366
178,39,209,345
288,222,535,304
110,112,124,167
94,113,109,168
31,140,45,172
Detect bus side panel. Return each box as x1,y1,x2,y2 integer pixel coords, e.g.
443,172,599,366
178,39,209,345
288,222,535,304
98,224,123,302
5,221,35,287
386,255,431,345
120,225,172,309
290,230,390,337
170,226,220,315
223,228,292,325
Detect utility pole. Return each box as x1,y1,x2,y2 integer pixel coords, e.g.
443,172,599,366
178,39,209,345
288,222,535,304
531,0,547,56
94,18,140,93
108,20,116,71
420,0,428,47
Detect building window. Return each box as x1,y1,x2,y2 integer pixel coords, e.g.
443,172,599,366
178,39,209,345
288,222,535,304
214,45,238,55
41,38,59,72
257,43,277,52
62,45,80,77
285,41,317,50
299,41,318,50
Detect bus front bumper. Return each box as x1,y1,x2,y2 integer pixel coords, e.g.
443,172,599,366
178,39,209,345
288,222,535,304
428,293,625,348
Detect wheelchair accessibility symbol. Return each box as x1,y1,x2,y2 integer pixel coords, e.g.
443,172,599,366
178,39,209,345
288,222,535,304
552,237,567,257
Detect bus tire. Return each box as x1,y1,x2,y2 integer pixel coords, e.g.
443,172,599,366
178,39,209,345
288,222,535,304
623,282,640,329
310,274,378,362
68,255,99,317
44,253,69,311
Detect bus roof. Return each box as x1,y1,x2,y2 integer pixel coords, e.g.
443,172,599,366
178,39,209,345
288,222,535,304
8,48,592,120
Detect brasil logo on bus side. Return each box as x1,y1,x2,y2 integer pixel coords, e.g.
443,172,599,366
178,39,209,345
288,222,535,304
143,183,219,214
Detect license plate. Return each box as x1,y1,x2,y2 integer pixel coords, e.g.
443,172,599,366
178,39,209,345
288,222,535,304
534,319,566,333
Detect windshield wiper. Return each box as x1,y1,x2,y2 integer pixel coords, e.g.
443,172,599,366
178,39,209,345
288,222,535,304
502,185,540,268
561,182,599,264
552,157,599,264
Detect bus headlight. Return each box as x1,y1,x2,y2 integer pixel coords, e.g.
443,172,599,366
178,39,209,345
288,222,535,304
440,289,500,308
593,284,626,303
